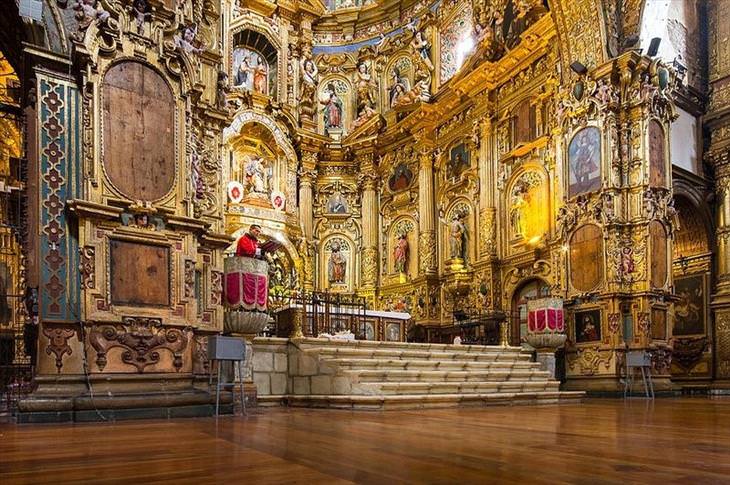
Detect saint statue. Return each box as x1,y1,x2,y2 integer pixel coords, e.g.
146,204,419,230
300,58,319,100
320,83,343,130
356,62,377,109
393,233,409,273
410,30,433,71
448,211,468,260
328,242,347,283
510,184,528,238
243,156,269,195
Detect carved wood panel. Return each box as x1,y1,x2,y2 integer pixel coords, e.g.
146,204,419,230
649,120,666,188
569,224,603,291
103,61,176,201
110,240,170,306
650,221,668,288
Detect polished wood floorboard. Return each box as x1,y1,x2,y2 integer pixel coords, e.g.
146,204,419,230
1,398,730,484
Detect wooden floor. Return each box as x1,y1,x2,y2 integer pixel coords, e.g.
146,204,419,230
2,398,730,484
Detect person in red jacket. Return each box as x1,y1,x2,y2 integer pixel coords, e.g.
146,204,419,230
235,224,262,258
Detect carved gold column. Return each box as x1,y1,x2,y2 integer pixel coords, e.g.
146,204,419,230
298,149,317,291
359,151,379,295
477,117,497,258
707,1,730,382
418,146,438,274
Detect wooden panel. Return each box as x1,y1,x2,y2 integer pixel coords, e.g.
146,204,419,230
110,240,170,306
103,61,175,201
649,120,666,188
569,224,603,291
650,221,668,288
513,99,535,144
651,308,666,340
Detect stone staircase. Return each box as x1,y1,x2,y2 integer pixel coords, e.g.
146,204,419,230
255,338,584,410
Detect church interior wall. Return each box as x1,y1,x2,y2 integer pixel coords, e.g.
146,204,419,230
4,0,730,412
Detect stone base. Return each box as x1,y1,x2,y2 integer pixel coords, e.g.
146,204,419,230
535,351,557,379
562,375,676,396
17,373,234,422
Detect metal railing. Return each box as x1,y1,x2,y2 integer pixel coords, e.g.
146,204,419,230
271,291,368,339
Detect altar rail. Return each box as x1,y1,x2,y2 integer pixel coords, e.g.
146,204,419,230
270,292,410,342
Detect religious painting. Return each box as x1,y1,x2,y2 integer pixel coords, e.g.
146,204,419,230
363,321,376,341
509,171,546,242
574,309,602,343
674,275,705,336
326,191,348,214
232,47,273,96
650,221,668,288
385,322,401,342
447,143,470,179
388,57,412,108
651,308,667,340
324,237,350,291
649,120,666,187
388,163,414,192
569,224,603,291
568,127,602,198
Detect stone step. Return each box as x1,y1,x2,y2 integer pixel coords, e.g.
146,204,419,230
323,358,542,371
360,380,560,395
307,347,533,362
285,391,584,410
295,337,525,354
343,369,552,383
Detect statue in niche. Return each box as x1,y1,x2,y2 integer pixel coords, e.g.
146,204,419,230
410,30,433,71
328,241,347,284
131,0,150,34
320,83,343,130
393,233,409,273
389,67,410,107
300,58,319,101
510,182,529,238
243,156,270,196
447,211,468,260
356,62,377,109
175,24,203,55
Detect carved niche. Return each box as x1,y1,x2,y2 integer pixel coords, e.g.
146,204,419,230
102,61,176,201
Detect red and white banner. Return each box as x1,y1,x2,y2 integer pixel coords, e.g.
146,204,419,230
223,256,268,312
527,297,564,333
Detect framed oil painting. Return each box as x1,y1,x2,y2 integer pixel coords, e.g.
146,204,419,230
568,127,601,198
385,322,401,342
232,47,275,96
326,191,348,214
574,308,602,343
674,274,705,336
388,163,414,192
447,143,470,179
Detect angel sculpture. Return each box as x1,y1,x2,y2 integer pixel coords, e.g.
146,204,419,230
175,24,203,55
300,58,319,103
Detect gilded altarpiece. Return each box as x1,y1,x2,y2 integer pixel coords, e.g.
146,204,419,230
35,0,229,379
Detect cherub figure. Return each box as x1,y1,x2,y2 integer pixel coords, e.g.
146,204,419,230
175,24,203,55
132,0,151,35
